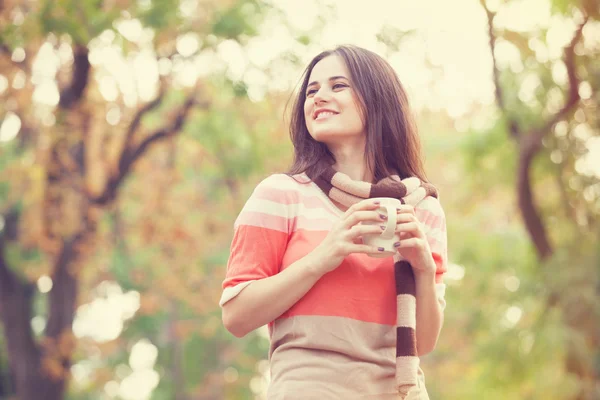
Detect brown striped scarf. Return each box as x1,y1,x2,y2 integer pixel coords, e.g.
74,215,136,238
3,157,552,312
306,167,438,399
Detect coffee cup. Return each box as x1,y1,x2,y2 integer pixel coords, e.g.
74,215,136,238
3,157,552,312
361,197,401,258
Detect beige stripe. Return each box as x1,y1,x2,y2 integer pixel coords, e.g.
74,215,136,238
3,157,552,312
269,316,397,396
332,172,372,198
330,187,363,207
401,177,421,194
268,315,429,399
396,294,416,328
404,187,427,206
393,252,407,263
395,355,420,394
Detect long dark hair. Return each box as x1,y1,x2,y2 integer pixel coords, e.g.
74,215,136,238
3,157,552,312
285,45,428,183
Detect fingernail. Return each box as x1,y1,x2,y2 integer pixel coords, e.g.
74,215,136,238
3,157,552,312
374,201,380,205
378,247,385,251
380,225,386,230
394,241,401,247
380,214,387,220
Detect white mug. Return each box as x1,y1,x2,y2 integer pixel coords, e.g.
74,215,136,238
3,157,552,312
361,197,401,258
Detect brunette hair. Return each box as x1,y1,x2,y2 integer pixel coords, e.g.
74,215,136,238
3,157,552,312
285,44,428,183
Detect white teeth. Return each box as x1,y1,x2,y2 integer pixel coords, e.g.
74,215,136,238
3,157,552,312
316,111,335,120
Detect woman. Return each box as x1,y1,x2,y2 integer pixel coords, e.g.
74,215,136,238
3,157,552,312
220,45,448,399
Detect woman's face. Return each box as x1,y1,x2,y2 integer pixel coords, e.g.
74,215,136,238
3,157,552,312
303,55,365,145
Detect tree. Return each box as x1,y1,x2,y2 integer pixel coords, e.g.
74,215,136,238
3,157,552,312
0,0,269,398
475,0,599,398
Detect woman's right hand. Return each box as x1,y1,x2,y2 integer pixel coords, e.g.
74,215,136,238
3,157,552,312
309,199,389,276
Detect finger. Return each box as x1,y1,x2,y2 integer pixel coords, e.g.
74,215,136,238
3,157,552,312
347,223,387,239
398,231,412,240
343,199,382,218
396,205,415,215
395,213,418,224
395,222,425,238
394,237,426,250
344,210,385,228
348,243,389,254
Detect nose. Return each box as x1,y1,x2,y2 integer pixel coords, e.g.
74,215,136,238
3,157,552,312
312,86,330,105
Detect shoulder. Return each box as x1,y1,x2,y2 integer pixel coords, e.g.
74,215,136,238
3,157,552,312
256,173,310,188
253,173,310,198
235,175,303,231
415,195,446,225
416,195,444,214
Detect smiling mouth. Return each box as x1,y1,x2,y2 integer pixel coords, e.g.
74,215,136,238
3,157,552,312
315,111,337,120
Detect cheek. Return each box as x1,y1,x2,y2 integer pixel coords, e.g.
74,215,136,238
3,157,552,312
304,102,313,123
350,99,366,126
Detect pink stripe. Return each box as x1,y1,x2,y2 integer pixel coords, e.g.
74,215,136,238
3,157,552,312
235,212,288,233
415,209,445,231
302,195,341,217
236,213,337,233
254,187,299,204
235,211,338,233
428,238,445,253
296,216,336,231
237,203,445,234
255,190,339,217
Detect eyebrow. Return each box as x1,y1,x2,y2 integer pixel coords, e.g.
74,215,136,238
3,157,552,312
307,76,348,87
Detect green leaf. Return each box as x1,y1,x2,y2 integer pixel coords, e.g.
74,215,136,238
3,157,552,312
137,0,182,31
211,0,267,40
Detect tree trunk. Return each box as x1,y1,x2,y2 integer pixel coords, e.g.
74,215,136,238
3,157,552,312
0,253,64,400
517,140,553,260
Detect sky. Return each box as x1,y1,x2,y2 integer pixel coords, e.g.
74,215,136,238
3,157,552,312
0,0,598,398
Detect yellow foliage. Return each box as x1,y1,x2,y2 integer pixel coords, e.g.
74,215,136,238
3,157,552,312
198,315,220,338
58,330,77,358
41,356,66,381
138,293,163,315
174,320,197,339
95,339,121,357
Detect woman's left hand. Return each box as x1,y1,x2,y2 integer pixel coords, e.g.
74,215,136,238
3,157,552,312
394,205,436,276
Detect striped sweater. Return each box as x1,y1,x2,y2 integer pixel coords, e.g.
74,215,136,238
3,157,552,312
220,173,448,400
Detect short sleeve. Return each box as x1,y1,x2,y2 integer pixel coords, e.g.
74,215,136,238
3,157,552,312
219,174,295,307
415,196,449,308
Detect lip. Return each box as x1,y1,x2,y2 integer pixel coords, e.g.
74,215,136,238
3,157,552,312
313,109,339,120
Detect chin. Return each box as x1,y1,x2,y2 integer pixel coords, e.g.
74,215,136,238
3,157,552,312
310,129,360,144
310,131,340,144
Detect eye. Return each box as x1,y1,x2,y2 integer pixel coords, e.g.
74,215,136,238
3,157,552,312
306,88,317,97
332,83,347,90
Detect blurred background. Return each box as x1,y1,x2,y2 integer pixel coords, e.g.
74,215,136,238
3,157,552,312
0,0,598,399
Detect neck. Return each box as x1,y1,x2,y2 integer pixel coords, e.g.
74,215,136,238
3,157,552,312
328,139,373,183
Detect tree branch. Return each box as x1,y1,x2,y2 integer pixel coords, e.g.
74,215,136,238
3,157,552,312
90,87,207,205
123,91,198,172
124,79,168,147
480,1,588,261
58,44,90,110
523,16,588,159
479,0,520,139
516,17,587,261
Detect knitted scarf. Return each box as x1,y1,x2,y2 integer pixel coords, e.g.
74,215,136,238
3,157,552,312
305,166,438,399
